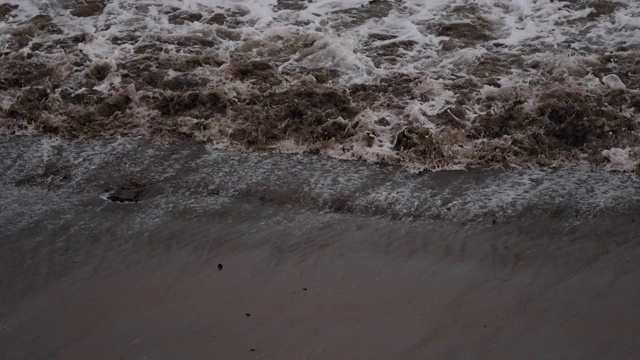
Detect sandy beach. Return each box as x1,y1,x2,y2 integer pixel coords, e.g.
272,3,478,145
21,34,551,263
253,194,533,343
1,136,640,359
2,0,640,358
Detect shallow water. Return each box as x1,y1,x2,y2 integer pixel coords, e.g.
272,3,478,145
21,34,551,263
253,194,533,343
1,0,640,170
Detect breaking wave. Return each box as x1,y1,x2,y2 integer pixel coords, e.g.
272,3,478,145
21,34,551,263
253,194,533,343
1,0,640,171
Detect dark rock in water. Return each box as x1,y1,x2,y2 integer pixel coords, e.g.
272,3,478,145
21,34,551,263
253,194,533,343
88,61,112,81
161,75,206,91
205,13,226,25
172,35,216,48
105,180,150,203
29,42,43,51
215,28,241,41
13,34,32,48
106,189,145,203
276,0,309,11
168,11,203,25
231,60,275,80
438,22,492,43
70,1,106,17
374,117,391,127
97,93,131,118
12,14,63,43
6,86,52,124
59,88,102,105
0,4,18,21
441,39,458,51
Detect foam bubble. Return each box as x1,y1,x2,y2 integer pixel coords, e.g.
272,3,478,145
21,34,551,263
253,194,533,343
1,0,639,172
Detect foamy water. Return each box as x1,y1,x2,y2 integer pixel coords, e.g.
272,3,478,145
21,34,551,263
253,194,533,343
1,0,640,171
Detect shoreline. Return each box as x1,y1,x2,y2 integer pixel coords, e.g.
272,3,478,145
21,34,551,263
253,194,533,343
1,135,640,359
2,135,640,223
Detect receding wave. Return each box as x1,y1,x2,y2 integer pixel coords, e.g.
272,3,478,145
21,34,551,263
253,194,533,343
1,0,640,171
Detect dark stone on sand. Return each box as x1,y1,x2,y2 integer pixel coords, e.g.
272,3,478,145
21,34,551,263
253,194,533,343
106,190,144,203
105,180,150,203
245,313,251,317
218,264,223,271
250,348,255,352
303,288,308,291
70,1,106,17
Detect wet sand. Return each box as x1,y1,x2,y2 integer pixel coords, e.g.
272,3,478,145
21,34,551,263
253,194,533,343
1,136,640,359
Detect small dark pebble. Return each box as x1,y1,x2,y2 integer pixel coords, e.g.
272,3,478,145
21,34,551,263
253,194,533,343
250,348,255,352
245,313,251,317
106,194,140,203
218,264,223,271
483,325,487,328
504,246,509,250
492,219,497,225
303,288,308,291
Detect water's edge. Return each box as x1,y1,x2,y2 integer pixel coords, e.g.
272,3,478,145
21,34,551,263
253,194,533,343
2,135,640,359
